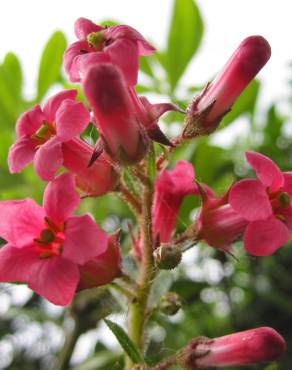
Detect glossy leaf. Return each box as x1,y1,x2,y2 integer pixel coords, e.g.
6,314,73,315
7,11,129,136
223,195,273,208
37,31,67,100
2,52,23,102
165,0,203,90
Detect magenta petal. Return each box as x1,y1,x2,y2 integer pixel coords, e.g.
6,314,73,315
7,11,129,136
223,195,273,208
277,206,292,230
28,257,79,306
43,173,80,224
106,38,139,86
74,17,103,40
33,138,63,181
8,137,37,173
63,41,91,82
63,215,108,265
43,90,77,122
229,179,272,221
0,244,39,282
244,217,290,256
107,25,155,56
0,199,44,247
283,172,292,196
16,105,46,137
246,151,284,191
75,52,111,77
56,100,90,141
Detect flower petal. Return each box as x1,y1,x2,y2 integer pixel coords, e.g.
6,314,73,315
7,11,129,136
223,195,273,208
75,52,110,78
8,137,37,173
246,151,284,191
43,173,80,224
63,41,92,82
74,17,103,40
0,199,44,247
105,38,139,86
16,104,46,137
43,90,77,122
283,172,292,196
229,179,272,221
277,205,292,230
63,215,107,265
107,25,155,55
56,100,90,141
0,244,39,282
33,138,63,181
244,216,290,256
28,257,79,306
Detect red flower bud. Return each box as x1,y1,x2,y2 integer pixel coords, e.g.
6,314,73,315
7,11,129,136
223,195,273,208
179,327,286,369
184,36,271,137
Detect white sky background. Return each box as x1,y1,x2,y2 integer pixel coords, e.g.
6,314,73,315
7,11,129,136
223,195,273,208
0,0,291,106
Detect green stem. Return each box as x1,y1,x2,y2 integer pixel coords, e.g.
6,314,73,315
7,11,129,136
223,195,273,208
52,313,81,370
125,172,156,369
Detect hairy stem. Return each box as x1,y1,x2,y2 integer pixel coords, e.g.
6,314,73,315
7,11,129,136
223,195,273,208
150,355,177,370
125,167,156,369
118,183,142,215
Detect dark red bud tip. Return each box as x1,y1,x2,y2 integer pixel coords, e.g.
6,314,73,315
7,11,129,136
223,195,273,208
237,35,271,80
251,327,286,362
83,64,129,115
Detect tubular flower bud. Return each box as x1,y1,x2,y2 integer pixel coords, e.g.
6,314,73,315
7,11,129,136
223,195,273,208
183,36,271,137
178,327,286,369
62,138,119,196
83,63,149,165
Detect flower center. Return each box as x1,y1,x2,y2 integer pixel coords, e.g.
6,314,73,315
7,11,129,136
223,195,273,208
31,121,56,145
86,31,106,50
269,190,291,209
34,217,65,259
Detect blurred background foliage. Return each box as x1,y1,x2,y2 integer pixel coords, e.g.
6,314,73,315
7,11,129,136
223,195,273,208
0,0,291,369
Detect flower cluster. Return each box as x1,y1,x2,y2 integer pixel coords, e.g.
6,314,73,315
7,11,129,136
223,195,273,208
0,15,287,368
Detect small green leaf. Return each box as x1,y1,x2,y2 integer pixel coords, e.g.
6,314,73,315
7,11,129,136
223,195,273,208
165,0,204,90
222,79,260,126
100,20,119,27
104,319,143,364
37,31,67,100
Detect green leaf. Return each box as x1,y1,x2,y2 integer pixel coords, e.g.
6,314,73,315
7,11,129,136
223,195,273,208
2,52,23,101
37,31,67,100
104,319,143,364
165,0,204,90
221,79,260,126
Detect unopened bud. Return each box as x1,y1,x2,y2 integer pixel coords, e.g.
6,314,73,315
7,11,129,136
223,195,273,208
153,244,182,270
178,327,286,369
183,36,271,138
159,292,182,316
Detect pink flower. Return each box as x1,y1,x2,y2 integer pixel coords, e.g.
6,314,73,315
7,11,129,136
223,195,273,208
195,190,247,252
180,327,286,368
8,90,90,181
153,161,201,244
64,17,155,85
62,138,119,196
78,231,122,290
83,63,149,165
184,36,271,136
229,151,292,256
0,173,109,306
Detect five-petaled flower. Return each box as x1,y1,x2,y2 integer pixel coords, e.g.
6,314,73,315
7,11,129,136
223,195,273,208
0,173,110,306
8,90,90,181
64,17,155,85
229,151,292,256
